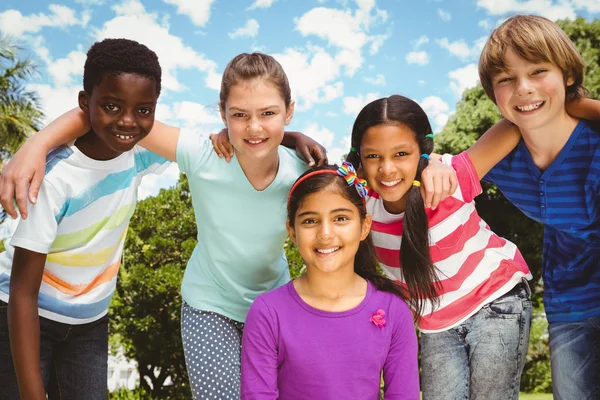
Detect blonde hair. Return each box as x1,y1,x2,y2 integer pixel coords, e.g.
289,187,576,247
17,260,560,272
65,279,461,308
479,15,587,103
219,52,291,110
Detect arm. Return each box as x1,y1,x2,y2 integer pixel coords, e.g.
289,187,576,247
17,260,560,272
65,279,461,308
8,248,47,400
137,120,180,162
209,130,328,166
466,118,520,180
240,298,279,399
0,108,89,219
382,305,419,400
566,97,600,120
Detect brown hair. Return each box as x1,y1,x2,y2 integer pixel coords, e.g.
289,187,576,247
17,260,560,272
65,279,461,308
479,15,587,103
219,52,291,110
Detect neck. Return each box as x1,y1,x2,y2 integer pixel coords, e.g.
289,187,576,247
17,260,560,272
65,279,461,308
236,150,280,191
520,111,579,170
300,266,363,300
75,131,121,161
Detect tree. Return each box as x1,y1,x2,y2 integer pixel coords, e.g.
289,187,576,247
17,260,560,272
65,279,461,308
110,175,196,399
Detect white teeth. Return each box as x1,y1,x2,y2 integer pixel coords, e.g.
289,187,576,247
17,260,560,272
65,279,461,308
316,247,339,254
116,134,133,140
247,139,266,144
515,101,543,112
380,179,402,187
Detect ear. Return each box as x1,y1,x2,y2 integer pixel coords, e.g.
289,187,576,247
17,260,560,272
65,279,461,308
78,91,90,115
284,100,295,126
286,219,297,244
360,213,372,241
220,105,228,127
566,75,575,87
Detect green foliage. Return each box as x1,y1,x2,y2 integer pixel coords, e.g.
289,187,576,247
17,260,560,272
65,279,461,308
109,175,195,399
0,238,5,253
285,237,304,279
109,386,151,400
521,309,552,393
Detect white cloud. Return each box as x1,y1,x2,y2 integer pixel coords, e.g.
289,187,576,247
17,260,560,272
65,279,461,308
294,2,390,76
0,5,89,36
420,96,450,132
47,51,86,87
248,0,277,10
138,163,181,199
413,35,429,49
343,92,380,115
75,0,106,4
406,51,430,65
418,80,426,85
302,122,336,149
27,83,80,124
449,63,480,97
572,0,600,12
476,0,576,21
96,0,220,93
478,19,492,30
363,74,386,86
229,19,260,39
437,8,451,21
161,0,217,27
273,47,345,111
161,101,223,131
327,134,352,164
436,37,487,60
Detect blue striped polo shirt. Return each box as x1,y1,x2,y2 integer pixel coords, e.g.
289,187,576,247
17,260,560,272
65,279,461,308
483,119,600,323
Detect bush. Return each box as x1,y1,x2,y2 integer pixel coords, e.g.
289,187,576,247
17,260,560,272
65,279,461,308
521,307,552,393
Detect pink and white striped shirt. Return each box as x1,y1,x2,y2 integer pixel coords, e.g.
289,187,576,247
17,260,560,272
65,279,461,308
367,152,531,333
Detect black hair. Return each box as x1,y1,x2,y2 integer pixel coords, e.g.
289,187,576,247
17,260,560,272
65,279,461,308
83,38,162,96
346,95,440,319
287,165,408,302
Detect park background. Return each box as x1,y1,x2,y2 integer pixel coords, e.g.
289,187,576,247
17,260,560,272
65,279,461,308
1,0,599,398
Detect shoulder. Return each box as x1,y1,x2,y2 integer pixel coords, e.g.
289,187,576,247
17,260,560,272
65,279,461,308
370,286,412,321
278,146,309,178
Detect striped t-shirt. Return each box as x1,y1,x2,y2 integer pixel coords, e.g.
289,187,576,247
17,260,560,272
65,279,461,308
368,152,531,333
0,143,169,324
484,119,600,323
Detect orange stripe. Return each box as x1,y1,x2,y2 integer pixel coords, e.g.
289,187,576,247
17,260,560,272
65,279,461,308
42,260,121,297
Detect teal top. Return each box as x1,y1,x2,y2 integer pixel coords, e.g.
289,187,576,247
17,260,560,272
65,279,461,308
176,129,308,322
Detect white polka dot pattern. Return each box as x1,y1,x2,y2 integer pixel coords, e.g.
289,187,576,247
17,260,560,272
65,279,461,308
181,302,244,399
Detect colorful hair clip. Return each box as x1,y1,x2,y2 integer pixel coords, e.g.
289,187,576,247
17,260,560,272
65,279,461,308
421,154,430,160
412,180,421,187
425,134,434,139
337,161,369,198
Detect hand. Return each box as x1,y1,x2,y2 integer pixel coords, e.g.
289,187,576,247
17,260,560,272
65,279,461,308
420,157,458,210
0,142,46,220
209,128,235,162
293,133,328,167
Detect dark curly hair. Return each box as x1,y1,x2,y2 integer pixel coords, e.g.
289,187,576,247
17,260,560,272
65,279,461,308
83,38,162,96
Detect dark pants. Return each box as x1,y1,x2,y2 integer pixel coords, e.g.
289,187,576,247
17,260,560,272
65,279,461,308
0,301,109,400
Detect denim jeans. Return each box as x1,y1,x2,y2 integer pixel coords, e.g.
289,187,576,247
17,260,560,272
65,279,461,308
421,281,532,400
0,301,109,400
549,315,600,400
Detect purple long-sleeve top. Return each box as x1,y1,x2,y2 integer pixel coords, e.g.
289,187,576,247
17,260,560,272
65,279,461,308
241,280,420,399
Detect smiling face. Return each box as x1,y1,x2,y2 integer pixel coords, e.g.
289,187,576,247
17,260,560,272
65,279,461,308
492,48,573,134
287,186,371,275
359,123,420,214
79,72,158,160
220,78,294,164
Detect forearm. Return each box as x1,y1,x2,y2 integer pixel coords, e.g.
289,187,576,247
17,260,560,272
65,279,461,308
566,97,600,120
8,296,45,399
466,119,520,179
280,131,300,149
27,108,90,151
138,120,179,162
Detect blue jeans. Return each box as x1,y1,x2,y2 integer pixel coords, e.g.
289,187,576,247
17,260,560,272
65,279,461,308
421,281,532,400
0,301,109,400
549,315,600,400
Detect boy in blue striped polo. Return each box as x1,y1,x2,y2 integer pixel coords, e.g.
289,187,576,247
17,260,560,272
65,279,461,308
478,15,599,400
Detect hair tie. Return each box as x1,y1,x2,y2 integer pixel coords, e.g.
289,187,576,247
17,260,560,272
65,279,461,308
349,147,358,153
337,161,369,199
412,180,421,187
421,154,430,160
425,134,434,139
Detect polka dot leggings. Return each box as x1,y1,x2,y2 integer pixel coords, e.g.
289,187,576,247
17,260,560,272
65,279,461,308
181,301,245,400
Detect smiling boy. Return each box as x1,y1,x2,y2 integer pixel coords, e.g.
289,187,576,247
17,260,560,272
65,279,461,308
0,39,168,399
478,15,599,399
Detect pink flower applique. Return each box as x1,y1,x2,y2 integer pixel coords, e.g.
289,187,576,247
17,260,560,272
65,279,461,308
370,309,386,328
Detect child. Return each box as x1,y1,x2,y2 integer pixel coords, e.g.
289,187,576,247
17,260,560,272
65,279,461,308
0,52,326,399
241,164,419,400
346,95,532,400
477,15,600,399
0,38,169,399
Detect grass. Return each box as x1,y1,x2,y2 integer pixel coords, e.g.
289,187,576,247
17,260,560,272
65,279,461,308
519,394,553,399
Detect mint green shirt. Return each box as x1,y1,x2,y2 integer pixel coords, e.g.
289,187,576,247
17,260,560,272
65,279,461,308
176,129,308,322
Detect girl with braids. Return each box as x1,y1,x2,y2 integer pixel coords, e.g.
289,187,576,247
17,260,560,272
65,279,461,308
346,95,532,400
241,164,419,400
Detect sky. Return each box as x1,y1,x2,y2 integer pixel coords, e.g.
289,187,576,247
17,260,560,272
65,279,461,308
1,0,600,199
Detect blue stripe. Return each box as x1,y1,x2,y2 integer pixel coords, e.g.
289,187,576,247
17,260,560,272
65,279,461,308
134,149,169,174
45,146,74,175
0,273,112,319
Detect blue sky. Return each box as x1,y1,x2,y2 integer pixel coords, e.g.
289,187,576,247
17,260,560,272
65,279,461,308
2,0,599,198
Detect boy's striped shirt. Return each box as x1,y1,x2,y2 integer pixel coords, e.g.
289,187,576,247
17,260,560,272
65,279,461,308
0,144,169,324
367,152,531,332
484,120,600,323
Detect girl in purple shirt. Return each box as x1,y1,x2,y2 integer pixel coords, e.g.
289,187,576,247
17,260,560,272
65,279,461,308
241,163,419,400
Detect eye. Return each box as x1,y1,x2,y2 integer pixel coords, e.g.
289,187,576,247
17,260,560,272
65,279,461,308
335,215,349,222
364,154,379,159
262,111,275,116
532,69,547,75
301,218,318,225
138,108,153,115
233,113,246,118
395,151,408,157
496,76,512,84
104,104,120,112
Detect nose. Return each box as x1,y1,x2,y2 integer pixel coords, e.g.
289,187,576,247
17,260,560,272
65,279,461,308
379,158,397,176
515,77,534,97
117,110,137,130
246,117,263,134
317,220,334,241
